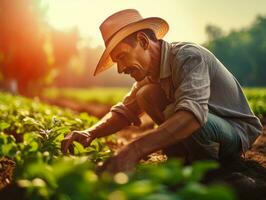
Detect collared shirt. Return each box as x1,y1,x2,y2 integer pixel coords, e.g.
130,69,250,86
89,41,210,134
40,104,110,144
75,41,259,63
111,40,263,152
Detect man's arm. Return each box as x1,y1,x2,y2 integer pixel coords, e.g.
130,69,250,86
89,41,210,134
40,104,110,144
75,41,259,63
132,110,201,158
61,83,144,154
89,80,147,139
86,111,132,139
61,110,136,154
87,77,152,139
101,110,201,173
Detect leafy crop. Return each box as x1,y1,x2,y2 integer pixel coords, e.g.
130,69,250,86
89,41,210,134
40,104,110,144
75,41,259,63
0,92,112,175
244,88,266,118
16,159,235,200
0,92,236,200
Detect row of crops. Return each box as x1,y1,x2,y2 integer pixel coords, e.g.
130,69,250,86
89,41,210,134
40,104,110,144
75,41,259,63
43,87,266,118
244,88,266,118
42,87,130,105
0,92,235,200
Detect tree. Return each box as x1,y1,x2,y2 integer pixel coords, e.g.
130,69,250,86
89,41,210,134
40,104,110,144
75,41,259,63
0,0,79,96
51,28,79,68
204,15,266,86
0,0,49,95
205,25,224,41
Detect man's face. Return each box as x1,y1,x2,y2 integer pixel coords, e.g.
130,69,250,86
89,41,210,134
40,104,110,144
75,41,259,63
110,40,151,81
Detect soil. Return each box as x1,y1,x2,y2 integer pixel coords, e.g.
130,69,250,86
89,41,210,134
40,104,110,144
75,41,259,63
1,97,266,200
0,157,15,190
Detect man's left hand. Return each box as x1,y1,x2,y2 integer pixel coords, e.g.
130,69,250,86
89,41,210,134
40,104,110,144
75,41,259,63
98,143,141,174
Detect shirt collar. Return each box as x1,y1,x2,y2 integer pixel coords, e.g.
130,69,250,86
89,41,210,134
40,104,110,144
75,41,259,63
159,40,172,79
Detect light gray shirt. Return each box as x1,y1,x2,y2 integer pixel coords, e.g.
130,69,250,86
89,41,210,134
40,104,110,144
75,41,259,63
111,40,263,152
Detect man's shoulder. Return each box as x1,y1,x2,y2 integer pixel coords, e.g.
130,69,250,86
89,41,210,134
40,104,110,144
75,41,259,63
170,41,209,56
166,41,216,66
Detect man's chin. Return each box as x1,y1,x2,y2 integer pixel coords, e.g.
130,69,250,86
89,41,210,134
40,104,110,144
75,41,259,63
132,75,145,82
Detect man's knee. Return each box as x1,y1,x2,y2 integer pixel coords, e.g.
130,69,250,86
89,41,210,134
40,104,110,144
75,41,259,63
136,83,169,125
136,83,168,110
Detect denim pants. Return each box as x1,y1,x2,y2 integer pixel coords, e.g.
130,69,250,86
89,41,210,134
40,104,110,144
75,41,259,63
163,113,242,163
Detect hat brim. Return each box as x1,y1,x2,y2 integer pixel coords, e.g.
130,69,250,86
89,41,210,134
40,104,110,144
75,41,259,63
94,17,169,76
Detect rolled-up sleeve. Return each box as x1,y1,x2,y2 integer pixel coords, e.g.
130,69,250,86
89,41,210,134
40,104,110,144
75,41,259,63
110,79,149,126
172,47,210,126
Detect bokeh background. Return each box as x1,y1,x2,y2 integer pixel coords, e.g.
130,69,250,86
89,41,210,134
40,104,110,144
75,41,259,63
0,0,266,96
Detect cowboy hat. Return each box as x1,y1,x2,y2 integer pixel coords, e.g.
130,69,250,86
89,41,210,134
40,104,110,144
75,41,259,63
94,9,169,76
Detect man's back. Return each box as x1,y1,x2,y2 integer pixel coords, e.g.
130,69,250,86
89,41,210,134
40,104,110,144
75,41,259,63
166,41,263,151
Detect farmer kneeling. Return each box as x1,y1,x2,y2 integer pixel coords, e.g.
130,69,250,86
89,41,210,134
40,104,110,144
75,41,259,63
61,9,263,173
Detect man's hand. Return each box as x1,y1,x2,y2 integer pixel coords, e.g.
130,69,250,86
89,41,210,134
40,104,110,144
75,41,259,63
98,143,141,174
61,130,95,154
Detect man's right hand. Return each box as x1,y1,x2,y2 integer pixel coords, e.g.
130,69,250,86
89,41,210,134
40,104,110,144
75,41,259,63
61,130,95,154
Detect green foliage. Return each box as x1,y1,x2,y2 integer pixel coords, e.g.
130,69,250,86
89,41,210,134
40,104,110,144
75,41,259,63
16,158,235,200
205,15,266,86
244,88,266,118
0,92,110,167
0,92,236,199
43,87,129,105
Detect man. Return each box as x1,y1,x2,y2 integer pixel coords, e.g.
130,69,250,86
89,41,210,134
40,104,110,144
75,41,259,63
61,9,263,173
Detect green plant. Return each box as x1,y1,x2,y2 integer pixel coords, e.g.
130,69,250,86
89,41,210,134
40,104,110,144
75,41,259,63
244,88,266,118
0,92,237,200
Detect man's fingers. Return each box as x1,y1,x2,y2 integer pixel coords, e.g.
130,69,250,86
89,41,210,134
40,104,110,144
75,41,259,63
69,144,74,154
96,157,111,174
61,131,92,154
61,133,76,154
61,139,68,154
96,156,119,174
61,139,72,154
83,136,94,147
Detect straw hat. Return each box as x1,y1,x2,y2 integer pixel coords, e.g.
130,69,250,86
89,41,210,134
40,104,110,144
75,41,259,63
94,9,169,76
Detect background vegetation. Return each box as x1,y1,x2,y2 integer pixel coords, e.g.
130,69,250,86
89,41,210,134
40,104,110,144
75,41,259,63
205,16,266,86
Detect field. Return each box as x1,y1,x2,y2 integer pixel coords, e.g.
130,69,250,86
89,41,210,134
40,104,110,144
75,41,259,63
42,87,130,105
244,88,266,119
43,87,266,119
1,87,266,200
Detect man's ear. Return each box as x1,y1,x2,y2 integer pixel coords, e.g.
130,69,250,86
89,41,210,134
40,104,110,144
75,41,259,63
136,32,149,50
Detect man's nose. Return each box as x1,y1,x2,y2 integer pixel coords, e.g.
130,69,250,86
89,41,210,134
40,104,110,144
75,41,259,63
117,62,126,74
